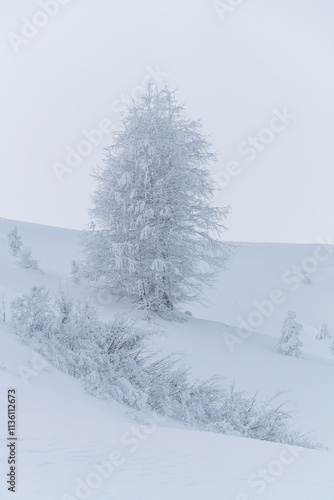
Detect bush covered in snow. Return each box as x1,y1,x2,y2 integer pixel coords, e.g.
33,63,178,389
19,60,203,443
316,324,330,340
7,226,23,256
70,260,81,284
10,286,318,448
330,340,334,357
17,247,40,270
7,226,40,271
277,311,303,357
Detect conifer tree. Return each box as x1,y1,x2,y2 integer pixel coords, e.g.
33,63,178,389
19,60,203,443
83,83,231,316
277,311,303,357
7,226,23,256
316,323,330,340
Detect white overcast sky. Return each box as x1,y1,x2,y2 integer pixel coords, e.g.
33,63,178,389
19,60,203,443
1,0,333,243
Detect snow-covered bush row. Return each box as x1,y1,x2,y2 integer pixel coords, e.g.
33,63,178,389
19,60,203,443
11,286,318,448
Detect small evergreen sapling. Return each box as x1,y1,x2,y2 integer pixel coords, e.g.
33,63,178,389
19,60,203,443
18,247,39,270
277,311,303,357
7,226,40,271
70,260,80,284
316,323,330,340
7,226,23,256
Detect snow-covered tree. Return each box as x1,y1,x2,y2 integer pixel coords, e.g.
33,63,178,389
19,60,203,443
7,226,40,271
70,260,80,284
277,311,303,357
18,247,39,270
316,323,330,340
7,226,23,256
0,291,6,322
83,83,231,316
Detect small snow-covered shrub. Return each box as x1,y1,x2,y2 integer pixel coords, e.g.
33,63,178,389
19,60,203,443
277,311,303,357
146,353,190,417
70,260,80,284
18,247,39,270
10,287,319,449
11,286,53,345
8,227,40,271
83,316,150,409
330,340,334,357
316,323,330,340
8,226,23,256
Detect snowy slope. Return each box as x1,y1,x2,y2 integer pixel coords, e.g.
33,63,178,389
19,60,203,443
1,325,333,500
191,240,334,340
0,217,333,499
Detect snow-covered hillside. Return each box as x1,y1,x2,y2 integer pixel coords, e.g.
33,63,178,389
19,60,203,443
0,217,333,499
